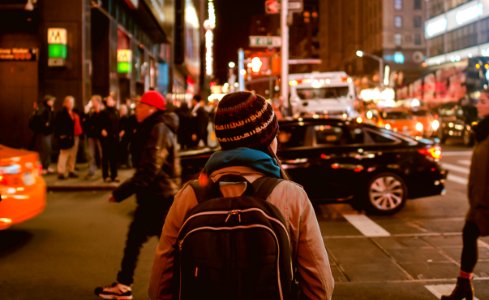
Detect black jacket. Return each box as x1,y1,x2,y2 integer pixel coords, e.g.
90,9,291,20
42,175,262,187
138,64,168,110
112,111,181,203
83,110,103,138
54,108,75,136
32,105,55,135
99,107,120,139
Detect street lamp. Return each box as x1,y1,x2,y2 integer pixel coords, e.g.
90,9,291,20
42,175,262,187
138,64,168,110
356,50,385,88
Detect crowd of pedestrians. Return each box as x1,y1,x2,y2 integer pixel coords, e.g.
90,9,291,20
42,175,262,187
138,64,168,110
29,91,218,182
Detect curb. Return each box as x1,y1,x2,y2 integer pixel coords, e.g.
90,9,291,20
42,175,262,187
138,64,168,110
47,185,118,192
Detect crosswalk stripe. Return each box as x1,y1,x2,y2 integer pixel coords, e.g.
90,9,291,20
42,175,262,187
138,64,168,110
447,174,468,185
457,159,470,166
479,240,489,249
425,284,479,299
443,151,472,156
343,214,390,237
441,163,469,174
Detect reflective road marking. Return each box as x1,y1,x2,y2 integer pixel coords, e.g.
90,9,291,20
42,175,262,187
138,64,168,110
425,284,479,299
343,214,390,237
447,174,468,185
443,151,472,156
442,163,469,174
458,159,470,166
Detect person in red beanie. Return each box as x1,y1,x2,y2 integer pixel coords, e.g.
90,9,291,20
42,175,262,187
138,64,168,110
95,90,181,300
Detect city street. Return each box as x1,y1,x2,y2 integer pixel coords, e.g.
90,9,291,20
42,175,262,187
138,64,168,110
1,145,488,299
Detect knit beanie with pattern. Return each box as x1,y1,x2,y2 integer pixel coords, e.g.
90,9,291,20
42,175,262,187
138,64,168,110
214,91,278,150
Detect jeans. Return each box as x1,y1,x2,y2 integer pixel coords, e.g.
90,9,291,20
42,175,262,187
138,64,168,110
34,134,52,170
461,221,481,273
101,137,119,180
116,196,173,285
86,137,102,176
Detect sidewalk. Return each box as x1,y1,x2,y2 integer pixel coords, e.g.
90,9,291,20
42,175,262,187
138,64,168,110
44,163,134,191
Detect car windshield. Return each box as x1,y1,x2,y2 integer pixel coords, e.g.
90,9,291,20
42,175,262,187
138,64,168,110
381,111,412,120
411,110,429,116
297,86,349,100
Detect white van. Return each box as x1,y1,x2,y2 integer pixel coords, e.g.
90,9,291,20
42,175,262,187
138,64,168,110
289,71,357,118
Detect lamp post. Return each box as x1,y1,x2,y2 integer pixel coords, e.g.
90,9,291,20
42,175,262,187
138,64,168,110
356,50,385,88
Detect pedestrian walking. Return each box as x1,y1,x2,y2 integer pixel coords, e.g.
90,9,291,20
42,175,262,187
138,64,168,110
99,94,120,182
54,96,76,179
148,91,334,300
441,91,489,300
95,90,180,300
83,95,104,179
29,94,56,174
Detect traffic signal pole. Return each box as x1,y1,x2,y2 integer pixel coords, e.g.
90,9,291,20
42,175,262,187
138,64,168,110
281,0,290,116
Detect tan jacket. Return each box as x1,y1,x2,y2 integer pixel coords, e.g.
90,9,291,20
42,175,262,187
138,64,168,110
149,166,334,300
467,136,489,236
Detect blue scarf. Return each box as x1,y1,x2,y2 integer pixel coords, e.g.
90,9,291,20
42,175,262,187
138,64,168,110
203,147,281,178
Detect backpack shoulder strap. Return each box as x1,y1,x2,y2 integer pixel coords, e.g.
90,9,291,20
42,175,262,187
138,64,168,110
251,176,284,201
190,176,229,203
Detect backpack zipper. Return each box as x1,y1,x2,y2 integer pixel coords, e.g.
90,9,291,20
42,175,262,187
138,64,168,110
179,224,284,300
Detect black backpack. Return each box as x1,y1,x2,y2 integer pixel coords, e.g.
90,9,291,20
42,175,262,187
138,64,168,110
174,175,297,300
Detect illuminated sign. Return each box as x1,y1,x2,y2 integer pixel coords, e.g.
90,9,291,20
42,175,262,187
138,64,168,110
425,16,447,38
0,48,38,61
117,49,132,73
455,2,483,25
47,28,67,67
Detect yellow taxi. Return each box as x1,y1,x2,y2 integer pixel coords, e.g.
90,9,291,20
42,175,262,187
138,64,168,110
363,108,422,137
0,145,46,230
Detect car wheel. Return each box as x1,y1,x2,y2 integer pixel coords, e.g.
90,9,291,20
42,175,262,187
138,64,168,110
364,172,407,215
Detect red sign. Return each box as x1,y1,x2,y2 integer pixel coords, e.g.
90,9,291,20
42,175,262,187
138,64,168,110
265,0,280,14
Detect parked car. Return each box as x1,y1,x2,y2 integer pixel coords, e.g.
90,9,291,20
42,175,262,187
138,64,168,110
434,101,478,146
180,118,447,215
0,145,46,230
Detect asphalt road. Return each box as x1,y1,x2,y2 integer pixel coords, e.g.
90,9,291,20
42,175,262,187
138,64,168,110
0,144,488,299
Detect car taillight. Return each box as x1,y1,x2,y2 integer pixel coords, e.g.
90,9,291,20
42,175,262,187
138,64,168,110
418,145,442,160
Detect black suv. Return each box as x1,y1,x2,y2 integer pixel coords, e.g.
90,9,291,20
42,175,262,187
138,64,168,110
180,118,447,215
435,101,478,146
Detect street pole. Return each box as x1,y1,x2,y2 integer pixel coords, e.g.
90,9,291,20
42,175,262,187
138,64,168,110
281,0,289,115
238,48,245,91
378,58,384,88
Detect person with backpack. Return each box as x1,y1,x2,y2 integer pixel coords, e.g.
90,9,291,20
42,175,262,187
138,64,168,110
94,90,181,300
148,91,334,300
29,94,56,174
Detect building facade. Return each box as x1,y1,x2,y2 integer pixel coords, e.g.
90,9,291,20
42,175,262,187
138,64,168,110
319,0,427,89
0,0,204,148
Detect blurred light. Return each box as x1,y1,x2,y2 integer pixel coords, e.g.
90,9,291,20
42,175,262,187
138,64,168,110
385,123,391,130
356,50,364,57
250,57,262,73
415,122,424,132
411,98,421,107
431,119,440,130
228,61,235,69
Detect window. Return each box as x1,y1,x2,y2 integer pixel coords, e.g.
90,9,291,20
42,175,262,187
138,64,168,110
314,125,346,146
413,16,422,28
277,125,307,149
394,33,402,46
394,16,402,28
394,0,402,10
414,33,422,45
365,129,400,144
414,0,422,10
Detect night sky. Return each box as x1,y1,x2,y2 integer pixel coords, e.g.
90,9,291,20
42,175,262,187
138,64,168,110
214,0,264,83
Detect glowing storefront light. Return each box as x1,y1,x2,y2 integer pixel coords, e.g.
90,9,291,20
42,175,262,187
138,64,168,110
455,2,483,25
425,16,447,38
204,0,216,77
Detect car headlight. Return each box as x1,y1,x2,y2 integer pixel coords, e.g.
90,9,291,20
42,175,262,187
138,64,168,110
416,122,424,132
431,119,440,130
385,123,391,130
